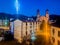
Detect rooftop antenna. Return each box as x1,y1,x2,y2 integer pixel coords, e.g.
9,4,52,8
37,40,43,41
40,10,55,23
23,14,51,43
15,0,20,19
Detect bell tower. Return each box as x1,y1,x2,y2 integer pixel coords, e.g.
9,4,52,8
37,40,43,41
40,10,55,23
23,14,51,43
45,9,49,21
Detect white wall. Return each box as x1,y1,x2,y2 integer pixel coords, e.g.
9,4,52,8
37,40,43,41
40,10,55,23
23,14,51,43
14,19,22,43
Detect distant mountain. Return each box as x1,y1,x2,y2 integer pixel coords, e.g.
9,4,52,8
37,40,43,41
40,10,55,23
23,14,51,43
0,13,60,27
0,13,16,19
50,14,60,20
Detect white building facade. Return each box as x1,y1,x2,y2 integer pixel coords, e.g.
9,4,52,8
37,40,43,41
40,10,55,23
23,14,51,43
13,9,60,45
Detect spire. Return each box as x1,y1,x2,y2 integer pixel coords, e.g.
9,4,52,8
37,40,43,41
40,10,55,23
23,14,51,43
46,9,49,17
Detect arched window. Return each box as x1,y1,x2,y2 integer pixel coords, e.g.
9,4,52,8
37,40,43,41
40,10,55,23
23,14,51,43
52,37,55,43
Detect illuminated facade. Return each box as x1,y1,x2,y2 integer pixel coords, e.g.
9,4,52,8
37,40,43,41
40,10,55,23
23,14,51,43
14,9,60,45
14,9,51,43
51,26,60,45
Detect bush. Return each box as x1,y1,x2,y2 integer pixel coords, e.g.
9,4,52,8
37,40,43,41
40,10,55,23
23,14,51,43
4,31,14,41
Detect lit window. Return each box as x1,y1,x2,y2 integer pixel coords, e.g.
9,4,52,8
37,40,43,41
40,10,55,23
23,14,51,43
3,20,9,26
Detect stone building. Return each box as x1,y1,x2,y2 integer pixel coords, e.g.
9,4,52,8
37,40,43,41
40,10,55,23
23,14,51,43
13,9,60,45
14,9,51,43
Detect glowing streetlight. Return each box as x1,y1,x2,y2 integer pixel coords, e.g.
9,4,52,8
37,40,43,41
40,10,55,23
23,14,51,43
4,18,8,26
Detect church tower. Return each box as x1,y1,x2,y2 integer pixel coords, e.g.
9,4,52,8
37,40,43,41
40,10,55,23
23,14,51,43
45,9,49,21
44,9,51,42
36,9,40,21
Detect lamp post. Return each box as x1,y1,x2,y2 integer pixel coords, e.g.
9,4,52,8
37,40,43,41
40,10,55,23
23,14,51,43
4,17,8,26
30,22,36,45
31,30,36,45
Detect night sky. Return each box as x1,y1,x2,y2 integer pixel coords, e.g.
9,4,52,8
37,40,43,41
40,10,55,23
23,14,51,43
0,0,60,16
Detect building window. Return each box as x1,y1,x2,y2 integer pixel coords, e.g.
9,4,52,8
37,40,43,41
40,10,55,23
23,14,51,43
52,29,55,35
58,31,60,37
52,37,55,43
58,40,60,45
30,26,32,28
26,22,27,29
26,22,27,26
30,22,32,28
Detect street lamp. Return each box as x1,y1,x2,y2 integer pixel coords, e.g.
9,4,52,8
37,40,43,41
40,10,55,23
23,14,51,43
4,18,8,26
31,30,36,45
30,22,36,45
